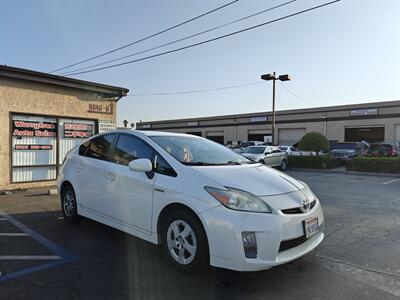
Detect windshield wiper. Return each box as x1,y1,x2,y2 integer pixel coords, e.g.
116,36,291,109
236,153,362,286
182,161,243,166
181,162,212,166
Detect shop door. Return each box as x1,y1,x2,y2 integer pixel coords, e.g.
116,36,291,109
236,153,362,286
58,119,96,165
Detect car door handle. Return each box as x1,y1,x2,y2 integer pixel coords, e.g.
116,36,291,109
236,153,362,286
105,172,115,181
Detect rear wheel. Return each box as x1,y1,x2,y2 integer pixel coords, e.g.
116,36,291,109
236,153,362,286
280,159,288,171
61,185,80,223
162,209,209,272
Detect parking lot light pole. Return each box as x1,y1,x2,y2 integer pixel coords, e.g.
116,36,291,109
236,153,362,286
261,72,291,145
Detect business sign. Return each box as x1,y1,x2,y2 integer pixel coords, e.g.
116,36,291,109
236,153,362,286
15,144,53,150
88,103,114,114
250,116,268,122
63,123,94,138
350,108,378,116
99,120,116,133
12,120,57,137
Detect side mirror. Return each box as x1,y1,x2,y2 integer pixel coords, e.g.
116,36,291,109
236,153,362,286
265,151,271,155
128,158,153,173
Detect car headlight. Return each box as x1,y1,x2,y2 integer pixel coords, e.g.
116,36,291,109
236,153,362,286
204,186,272,213
300,184,317,202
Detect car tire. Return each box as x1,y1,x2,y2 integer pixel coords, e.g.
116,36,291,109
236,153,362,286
61,185,80,223
280,159,288,171
162,208,209,272
259,159,265,164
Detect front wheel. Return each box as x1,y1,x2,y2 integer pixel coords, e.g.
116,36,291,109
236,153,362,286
162,209,209,272
61,185,80,223
280,159,288,171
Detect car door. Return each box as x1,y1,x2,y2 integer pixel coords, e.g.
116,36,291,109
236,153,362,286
263,147,274,166
75,133,117,214
102,134,155,233
270,147,283,166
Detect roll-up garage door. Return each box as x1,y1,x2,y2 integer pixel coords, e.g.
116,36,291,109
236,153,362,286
206,131,224,144
248,130,271,142
344,127,384,143
278,128,306,146
396,125,400,142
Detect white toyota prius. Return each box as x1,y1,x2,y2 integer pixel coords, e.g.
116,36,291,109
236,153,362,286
58,130,324,272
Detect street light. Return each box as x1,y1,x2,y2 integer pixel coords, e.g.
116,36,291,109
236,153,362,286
261,72,291,145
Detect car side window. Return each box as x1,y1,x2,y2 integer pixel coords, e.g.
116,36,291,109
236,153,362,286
154,154,177,177
272,147,282,153
112,134,153,166
79,140,91,156
85,134,116,161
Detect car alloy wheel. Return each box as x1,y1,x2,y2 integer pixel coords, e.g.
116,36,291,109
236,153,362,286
280,160,287,171
61,185,80,222
166,220,197,265
63,190,76,217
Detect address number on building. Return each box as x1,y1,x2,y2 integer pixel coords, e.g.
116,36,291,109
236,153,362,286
88,103,114,114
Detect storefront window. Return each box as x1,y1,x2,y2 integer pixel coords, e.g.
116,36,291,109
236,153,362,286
11,114,96,183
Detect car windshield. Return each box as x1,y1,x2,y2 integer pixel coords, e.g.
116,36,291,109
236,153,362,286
242,146,266,154
150,135,253,166
278,146,288,150
332,143,356,150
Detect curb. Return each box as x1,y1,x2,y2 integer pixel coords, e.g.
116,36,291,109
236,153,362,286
287,168,400,178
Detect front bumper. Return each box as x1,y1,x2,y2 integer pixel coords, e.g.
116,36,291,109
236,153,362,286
199,201,324,272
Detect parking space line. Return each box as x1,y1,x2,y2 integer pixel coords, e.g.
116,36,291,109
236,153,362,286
0,255,62,260
0,233,29,236
0,218,6,221
0,210,78,283
383,178,400,185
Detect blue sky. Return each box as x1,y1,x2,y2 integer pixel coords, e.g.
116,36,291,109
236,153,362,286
1,0,399,125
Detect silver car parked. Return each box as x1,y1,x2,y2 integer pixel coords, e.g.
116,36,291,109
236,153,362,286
241,146,288,171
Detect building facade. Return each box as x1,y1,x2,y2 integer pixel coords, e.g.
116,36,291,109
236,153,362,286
136,100,400,146
0,66,128,191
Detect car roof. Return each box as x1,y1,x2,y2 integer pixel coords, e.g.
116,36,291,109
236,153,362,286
107,130,201,138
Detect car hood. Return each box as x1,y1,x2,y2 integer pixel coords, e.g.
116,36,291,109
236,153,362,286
331,149,356,153
191,164,304,196
241,153,263,161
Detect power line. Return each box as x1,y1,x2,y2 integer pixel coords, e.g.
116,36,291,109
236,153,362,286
60,0,296,76
129,81,264,96
64,0,341,77
278,81,315,105
49,0,239,74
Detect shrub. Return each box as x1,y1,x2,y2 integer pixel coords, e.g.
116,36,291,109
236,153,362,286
346,157,400,173
288,155,341,169
298,132,329,155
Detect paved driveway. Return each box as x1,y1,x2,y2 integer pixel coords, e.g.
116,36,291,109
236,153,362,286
0,170,399,299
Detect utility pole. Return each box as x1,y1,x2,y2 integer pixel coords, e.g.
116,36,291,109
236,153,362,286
261,72,291,145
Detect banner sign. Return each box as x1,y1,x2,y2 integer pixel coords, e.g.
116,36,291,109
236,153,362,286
12,120,57,137
251,116,268,122
350,108,378,116
63,123,94,138
15,144,53,150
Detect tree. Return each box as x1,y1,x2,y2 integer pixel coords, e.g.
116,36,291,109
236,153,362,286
298,132,329,156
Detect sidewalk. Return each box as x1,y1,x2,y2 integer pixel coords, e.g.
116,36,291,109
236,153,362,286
288,166,400,178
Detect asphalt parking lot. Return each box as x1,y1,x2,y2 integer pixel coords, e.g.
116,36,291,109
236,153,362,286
0,170,399,300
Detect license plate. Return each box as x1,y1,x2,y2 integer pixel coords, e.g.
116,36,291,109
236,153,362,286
303,217,319,238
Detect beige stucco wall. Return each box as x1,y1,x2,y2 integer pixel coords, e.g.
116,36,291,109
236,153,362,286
0,79,117,191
